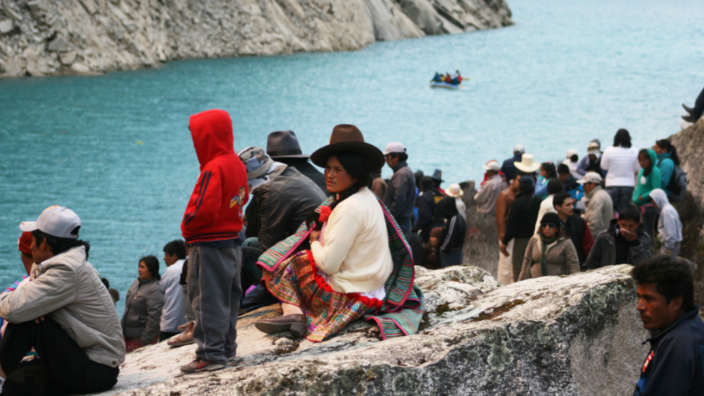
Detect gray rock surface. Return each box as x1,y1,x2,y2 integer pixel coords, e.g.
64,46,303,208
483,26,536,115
0,0,512,78
98,264,648,395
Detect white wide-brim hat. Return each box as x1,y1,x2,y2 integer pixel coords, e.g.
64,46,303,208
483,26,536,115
446,183,464,198
514,154,541,173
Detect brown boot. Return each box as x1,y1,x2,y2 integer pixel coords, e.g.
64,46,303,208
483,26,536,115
168,322,195,348
254,314,306,336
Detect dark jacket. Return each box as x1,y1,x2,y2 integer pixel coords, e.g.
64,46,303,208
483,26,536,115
501,153,522,183
121,278,164,346
383,161,416,221
437,196,466,253
412,189,440,241
633,306,704,396
277,158,330,197
562,214,594,266
577,154,604,176
583,219,651,270
246,167,326,250
502,191,541,245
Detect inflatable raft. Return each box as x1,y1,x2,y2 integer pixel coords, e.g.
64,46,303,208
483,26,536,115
430,82,461,90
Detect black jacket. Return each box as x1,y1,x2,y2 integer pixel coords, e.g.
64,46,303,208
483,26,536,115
412,189,442,241
277,158,330,197
633,306,704,396
441,214,466,253
244,167,326,250
583,219,651,270
500,153,522,183
562,214,591,265
383,161,416,221
502,191,541,245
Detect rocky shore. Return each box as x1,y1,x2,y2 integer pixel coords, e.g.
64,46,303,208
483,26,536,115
0,0,513,78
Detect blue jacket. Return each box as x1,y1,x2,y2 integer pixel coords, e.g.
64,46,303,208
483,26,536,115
656,152,675,195
500,153,522,183
634,306,704,396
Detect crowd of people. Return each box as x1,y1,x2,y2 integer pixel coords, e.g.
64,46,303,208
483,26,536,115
0,110,699,395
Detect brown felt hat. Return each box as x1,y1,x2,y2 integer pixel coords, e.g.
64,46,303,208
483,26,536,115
310,124,385,172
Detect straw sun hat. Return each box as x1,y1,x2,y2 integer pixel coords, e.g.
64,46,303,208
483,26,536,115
514,154,541,173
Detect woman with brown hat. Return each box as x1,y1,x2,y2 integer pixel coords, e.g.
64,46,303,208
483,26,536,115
254,125,423,342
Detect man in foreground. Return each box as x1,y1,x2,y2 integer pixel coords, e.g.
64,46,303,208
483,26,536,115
180,109,248,373
0,206,124,395
631,255,704,395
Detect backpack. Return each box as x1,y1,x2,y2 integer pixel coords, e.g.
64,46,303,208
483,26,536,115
659,158,688,203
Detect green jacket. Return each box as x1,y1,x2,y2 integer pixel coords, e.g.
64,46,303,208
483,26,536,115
632,149,661,207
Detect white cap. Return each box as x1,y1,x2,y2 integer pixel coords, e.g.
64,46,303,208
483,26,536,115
587,142,601,156
566,149,578,158
384,142,406,155
513,144,525,154
482,160,500,171
20,206,81,239
577,172,603,184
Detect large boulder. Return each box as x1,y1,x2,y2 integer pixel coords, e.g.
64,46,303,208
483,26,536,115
99,265,648,395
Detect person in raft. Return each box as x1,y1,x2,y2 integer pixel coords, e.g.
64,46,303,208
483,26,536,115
254,124,422,341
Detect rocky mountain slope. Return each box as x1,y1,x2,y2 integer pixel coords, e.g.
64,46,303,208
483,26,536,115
0,0,512,77
99,265,647,396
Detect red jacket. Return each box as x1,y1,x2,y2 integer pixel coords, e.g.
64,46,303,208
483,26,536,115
181,109,248,243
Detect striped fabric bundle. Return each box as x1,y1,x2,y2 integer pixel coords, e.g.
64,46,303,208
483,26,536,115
3,276,28,294
257,195,425,340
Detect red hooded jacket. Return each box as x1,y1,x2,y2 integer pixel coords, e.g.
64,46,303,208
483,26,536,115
181,109,248,244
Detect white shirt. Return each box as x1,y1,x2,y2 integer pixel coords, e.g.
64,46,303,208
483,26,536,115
600,146,640,187
159,259,187,333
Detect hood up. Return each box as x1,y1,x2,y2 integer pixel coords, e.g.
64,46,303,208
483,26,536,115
650,188,669,211
189,109,235,170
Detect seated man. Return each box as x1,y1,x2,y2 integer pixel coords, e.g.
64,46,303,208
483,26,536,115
583,206,651,269
0,206,124,395
631,256,704,395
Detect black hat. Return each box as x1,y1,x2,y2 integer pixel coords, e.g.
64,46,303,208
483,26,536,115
310,125,385,172
540,212,561,226
431,169,444,182
266,130,309,159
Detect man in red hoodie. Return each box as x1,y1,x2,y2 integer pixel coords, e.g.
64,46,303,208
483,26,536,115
180,109,248,373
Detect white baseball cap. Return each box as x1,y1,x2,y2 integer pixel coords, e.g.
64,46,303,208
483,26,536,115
20,206,81,239
383,142,406,155
566,149,578,158
513,144,525,154
577,172,603,184
482,160,500,171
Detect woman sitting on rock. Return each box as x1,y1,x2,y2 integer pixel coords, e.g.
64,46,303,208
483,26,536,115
121,255,164,352
254,125,423,342
518,213,580,281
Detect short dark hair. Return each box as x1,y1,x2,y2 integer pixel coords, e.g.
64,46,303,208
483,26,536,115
557,164,570,175
140,255,161,281
570,154,579,162
613,128,632,148
388,152,408,161
618,206,641,223
631,255,695,313
547,178,564,195
163,239,187,259
553,192,572,208
32,230,91,259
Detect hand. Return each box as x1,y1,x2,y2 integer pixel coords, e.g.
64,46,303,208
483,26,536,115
638,195,643,201
310,230,321,243
621,228,638,242
34,316,45,324
500,243,509,257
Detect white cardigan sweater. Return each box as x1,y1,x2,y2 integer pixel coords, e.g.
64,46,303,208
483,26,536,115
311,187,393,294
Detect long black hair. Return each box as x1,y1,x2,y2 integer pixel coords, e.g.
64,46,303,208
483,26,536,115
655,139,680,166
32,229,90,259
140,255,161,280
639,149,653,176
614,128,632,148
541,162,557,179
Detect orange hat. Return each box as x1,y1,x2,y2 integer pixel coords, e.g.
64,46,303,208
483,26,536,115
18,232,32,256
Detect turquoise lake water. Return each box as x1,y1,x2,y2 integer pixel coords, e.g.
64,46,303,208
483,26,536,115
0,0,703,316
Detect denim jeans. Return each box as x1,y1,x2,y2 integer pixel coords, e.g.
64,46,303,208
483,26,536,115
397,217,413,236
605,186,635,213
441,249,464,268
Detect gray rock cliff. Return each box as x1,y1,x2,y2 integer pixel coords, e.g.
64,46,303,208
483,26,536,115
0,0,513,78
99,264,647,395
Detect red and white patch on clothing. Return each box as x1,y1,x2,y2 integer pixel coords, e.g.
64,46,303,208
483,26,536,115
642,351,654,372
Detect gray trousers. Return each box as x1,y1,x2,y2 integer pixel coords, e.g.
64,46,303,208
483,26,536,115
512,237,531,282
659,243,681,259
187,245,242,365
181,285,196,323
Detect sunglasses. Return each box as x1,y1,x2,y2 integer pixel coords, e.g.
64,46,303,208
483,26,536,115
541,223,558,229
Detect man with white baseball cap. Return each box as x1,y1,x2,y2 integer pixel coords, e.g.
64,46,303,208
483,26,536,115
475,160,507,215
0,206,124,395
578,172,614,237
383,142,416,235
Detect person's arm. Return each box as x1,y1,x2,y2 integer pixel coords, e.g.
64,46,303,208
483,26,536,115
474,185,490,205
640,338,693,396
496,194,508,240
564,240,580,275
0,263,76,323
629,233,652,264
502,204,520,245
441,216,458,253
518,239,535,281
182,170,224,232
310,210,363,275
535,181,548,197
576,156,590,175
659,160,674,190
257,189,293,251
141,285,164,346
582,223,594,259
390,175,410,218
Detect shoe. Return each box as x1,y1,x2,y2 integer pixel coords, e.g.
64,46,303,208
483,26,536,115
683,104,696,115
254,314,306,335
168,329,194,348
177,321,194,331
682,114,695,122
180,359,225,374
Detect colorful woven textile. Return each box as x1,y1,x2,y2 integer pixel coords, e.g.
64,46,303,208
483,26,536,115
3,276,28,294
258,194,424,340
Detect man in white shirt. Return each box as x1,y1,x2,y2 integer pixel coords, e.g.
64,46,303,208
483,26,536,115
159,240,188,342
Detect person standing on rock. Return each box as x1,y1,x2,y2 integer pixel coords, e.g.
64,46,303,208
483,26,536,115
650,189,682,258
517,213,580,281
437,196,467,267
180,109,249,373
501,175,542,282
578,172,613,238
266,130,330,197
500,144,525,183
600,129,640,212
553,192,593,267
652,139,680,198
583,206,651,269
474,160,507,215
631,256,704,395
496,176,520,285
383,142,416,235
